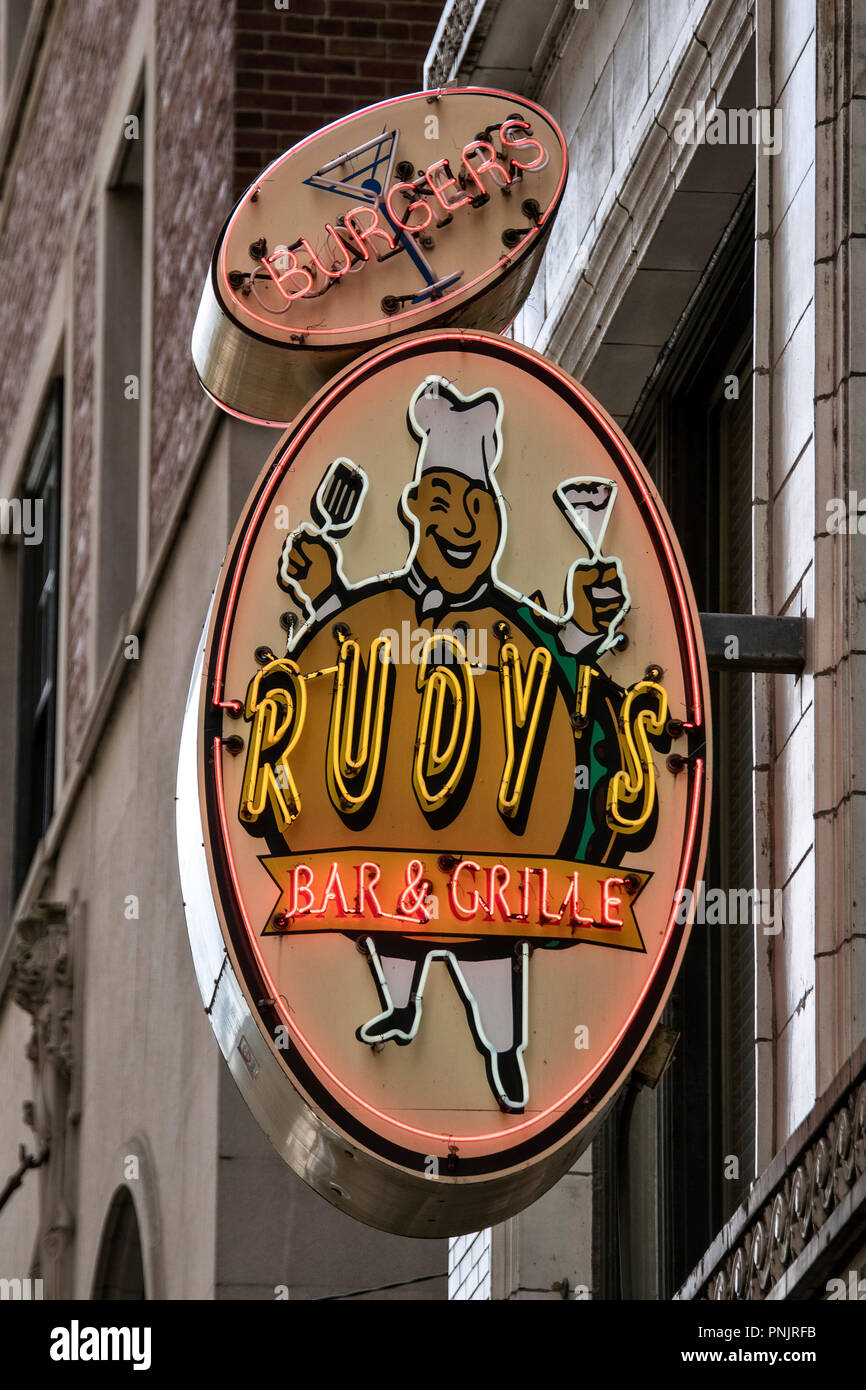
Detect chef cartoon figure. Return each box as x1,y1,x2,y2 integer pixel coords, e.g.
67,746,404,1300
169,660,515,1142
272,376,632,1112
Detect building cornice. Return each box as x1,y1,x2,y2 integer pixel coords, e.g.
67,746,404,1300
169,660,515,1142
538,0,755,378
677,1037,866,1299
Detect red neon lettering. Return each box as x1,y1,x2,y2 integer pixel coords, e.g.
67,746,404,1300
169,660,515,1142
298,230,352,283
449,860,481,919
356,861,384,917
519,865,531,919
423,158,472,212
324,225,355,274
461,140,511,193
500,119,547,171
601,877,624,927
385,182,433,233
261,248,314,302
485,863,512,921
342,206,396,260
287,864,316,916
561,872,593,926
536,867,562,924
318,861,350,916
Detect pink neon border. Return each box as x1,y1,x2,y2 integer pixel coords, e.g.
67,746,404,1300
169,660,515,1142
208,330,708,1146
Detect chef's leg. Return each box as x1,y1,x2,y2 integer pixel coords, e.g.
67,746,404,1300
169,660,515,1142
357,937,429,1045
448,944,529,1110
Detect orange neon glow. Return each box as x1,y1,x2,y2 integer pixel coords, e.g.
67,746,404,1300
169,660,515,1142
560,873,593,926
449,859,481,919
213,741,705,1144
287,863,316,916
519,865,531,919
356,861,384,917
485,863,512,921
318,860,351,915
602,878,624,927
536,867,561,924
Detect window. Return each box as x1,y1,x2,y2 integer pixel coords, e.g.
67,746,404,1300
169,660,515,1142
96,95,145,673
1,0,34,109
13,379,62,897
92,1187,146,1300
594,182,757,1298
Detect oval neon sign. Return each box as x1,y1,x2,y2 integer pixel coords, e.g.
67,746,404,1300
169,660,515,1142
177,329,711,1236
192,88,568,426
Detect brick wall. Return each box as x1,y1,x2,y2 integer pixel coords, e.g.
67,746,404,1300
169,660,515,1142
0,0,441,777
148,0,234,547
234,0,441,198
0,1,136,468
0,0,136,771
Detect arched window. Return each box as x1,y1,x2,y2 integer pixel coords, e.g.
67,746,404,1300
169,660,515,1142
92,1187,146,1300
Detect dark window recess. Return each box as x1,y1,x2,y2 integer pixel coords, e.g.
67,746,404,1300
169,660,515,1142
593,177,757,1299
98,96,144,673
92,1187,147,1299
13,379,62,896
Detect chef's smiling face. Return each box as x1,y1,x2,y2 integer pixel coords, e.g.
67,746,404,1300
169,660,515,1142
405,470,501,596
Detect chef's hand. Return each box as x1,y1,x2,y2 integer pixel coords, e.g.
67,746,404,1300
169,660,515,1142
278,525,339,605
569,558,627,636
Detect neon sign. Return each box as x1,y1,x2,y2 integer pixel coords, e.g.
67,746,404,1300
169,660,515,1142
179,328,711,1236
192,90,568,426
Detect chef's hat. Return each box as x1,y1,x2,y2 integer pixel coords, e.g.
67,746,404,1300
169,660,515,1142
410,378,502,487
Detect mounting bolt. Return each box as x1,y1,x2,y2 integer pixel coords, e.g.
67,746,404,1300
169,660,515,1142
222,735,244,756
438,854,459,872
381,294,400,316
502,227,524,249
227,269,246,289
248,237,267,260
666,718,684,739
493,620,511,640
667,754,688,774
254,646,275,666
571,712,589,730
645,663,664,681
396,160,414,180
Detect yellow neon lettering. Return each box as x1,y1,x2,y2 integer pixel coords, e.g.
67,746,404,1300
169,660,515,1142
239,659,307,832
606,679,668,833
497,642,552,818
412,634,476,814
326,635,392,815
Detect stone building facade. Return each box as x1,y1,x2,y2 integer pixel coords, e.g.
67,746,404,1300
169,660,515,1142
424,0,866,1301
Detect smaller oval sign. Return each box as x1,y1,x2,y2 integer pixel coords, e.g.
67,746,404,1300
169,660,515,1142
192,88,567,426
